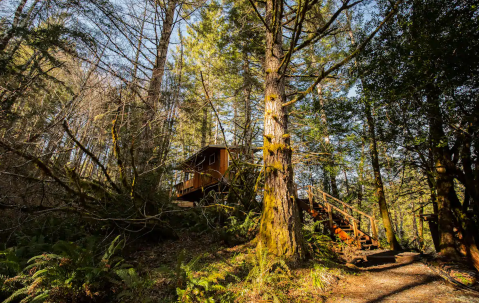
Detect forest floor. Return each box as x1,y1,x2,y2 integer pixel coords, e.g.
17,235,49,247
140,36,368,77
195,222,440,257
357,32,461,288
128,233,479,302
326,252,479,303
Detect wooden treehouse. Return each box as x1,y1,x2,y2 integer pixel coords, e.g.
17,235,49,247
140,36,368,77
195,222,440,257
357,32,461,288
174,144,258,202
299,186,380,250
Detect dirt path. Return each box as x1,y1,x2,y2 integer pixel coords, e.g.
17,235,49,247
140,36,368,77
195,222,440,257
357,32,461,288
326,261,479,303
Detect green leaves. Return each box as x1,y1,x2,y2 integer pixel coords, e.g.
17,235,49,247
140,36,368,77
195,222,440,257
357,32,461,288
1,235,152,303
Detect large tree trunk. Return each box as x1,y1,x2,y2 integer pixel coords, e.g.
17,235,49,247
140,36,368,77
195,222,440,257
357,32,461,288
435,157,459,258
365,101,401,250
449,186,479,271
428,91,460,259
257,0,305,261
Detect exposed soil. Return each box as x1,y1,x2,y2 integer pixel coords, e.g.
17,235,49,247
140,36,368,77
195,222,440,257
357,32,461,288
326,252,479,303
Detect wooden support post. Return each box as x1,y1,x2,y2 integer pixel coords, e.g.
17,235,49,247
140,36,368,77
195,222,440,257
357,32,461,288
353,220,360,248
322,192,327,205
308,185,313,210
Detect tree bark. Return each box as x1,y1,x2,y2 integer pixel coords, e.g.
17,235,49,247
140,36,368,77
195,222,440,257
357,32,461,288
428,91,460,259
418,200,424,251
365,101,401,250
201,105,208,147
317,84,339,198
242,49,253,149
257,0,305,261
449,186,479,271
147,0,177,110
357,132,366,228
135,0,177,213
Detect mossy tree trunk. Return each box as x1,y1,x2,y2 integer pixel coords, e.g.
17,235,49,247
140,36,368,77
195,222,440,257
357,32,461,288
257,0,305,261
434,157,459,258
365,101,401,251
427,91,461,259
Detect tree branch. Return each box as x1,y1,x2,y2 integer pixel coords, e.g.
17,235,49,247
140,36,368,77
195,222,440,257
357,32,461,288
282,0,403,108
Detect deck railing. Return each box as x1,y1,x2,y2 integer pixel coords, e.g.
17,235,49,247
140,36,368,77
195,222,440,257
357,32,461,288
174,179,194,196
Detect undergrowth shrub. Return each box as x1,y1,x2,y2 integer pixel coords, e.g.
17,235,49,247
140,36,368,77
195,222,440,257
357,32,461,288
1,235,151,303
233,244,294,302
302,214,337,261
220,211,259,246
310,264,338,291
0,249,22,299
175,251,230,303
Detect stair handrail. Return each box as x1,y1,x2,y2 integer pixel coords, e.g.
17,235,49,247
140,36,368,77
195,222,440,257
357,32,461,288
309,186,379,245
306,185,359,222
324,200,360,222
313,187,373,220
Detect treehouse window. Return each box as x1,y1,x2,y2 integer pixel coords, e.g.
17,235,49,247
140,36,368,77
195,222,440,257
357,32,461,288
185,172,190,181
209,153,215,165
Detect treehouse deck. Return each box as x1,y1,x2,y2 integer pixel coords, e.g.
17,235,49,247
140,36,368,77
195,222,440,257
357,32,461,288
299,186,380,250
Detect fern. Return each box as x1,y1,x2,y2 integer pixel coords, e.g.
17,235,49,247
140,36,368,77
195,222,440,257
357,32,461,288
1,235,150,303
29,292,49,303
175,252,229,303
3,286,29,303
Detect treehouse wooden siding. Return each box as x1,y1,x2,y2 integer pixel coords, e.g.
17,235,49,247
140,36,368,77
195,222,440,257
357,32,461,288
174,145,231,201
193,148,227,188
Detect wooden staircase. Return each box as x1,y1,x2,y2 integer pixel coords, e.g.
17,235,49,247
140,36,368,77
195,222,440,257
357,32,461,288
298,186,380,250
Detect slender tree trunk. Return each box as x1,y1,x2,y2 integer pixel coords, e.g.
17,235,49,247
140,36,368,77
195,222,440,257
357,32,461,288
357,133,366,228
418,200,424,251
242,49,253,149
317,84,339,197
233,98,238,145
0,0,29,53
201,105,208,147
147,0,177,110
412,201,418,247
322,164,330,192
365,101,401,250
426,175,439,215
331,175,339,198
257,0,305,260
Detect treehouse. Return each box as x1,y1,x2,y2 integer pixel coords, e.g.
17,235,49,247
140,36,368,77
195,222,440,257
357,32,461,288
173,144,259,202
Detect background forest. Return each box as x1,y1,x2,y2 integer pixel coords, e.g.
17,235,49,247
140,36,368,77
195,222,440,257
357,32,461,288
1,0,478,302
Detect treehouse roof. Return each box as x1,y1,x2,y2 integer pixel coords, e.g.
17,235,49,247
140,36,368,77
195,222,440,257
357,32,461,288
177,144,261,168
